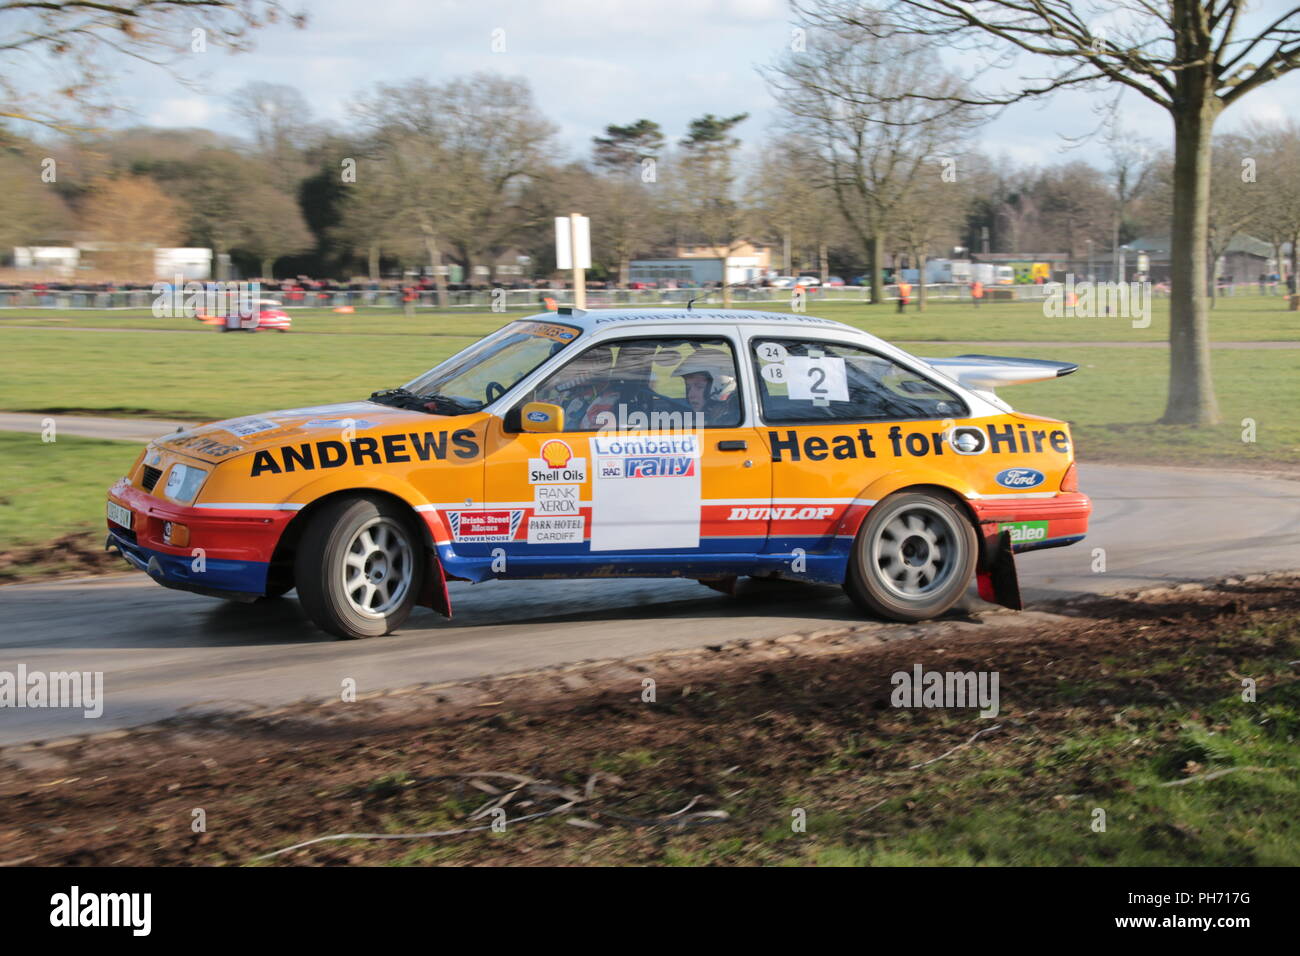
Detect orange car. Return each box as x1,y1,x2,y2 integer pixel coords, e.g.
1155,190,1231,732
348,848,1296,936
106,308,1089,639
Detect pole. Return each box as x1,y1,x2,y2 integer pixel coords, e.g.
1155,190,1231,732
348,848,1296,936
571,212,586,310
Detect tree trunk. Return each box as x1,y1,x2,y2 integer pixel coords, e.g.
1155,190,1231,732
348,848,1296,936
869,231,884,305
418,223,448,308
261,256,274,281
1161,94,1220,425
819,241,829,283
368,244,380,281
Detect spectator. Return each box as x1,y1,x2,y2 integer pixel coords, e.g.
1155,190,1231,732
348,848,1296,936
896,276,911,313
970,279,984,307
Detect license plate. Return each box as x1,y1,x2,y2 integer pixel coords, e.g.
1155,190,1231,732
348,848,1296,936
107,500,133,529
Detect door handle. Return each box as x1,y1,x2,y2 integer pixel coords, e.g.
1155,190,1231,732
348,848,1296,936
717,440,747,451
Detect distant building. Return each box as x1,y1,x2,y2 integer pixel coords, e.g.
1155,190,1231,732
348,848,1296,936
11,244,213,280
630,241,775,285
12,247,80,277
1128,234,1278,282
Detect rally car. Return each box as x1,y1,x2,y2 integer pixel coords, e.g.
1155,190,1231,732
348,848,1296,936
105,308,1090,639
196,299,291,332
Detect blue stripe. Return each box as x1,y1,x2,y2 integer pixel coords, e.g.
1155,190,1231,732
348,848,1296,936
438,535,852,586
108,529,269,596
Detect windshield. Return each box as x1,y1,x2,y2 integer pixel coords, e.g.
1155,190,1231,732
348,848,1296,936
370,320,581,415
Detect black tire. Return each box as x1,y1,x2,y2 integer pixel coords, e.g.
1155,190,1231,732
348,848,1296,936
294,495,425,639
845,491,977,622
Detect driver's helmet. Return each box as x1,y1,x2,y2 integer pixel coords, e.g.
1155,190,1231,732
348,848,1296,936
672,348,736,402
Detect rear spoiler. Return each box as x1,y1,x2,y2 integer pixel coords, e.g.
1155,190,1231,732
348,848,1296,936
921,354,1079,392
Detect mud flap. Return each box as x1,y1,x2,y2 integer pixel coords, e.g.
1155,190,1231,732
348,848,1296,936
418,550,453,618
977,530,1023,610
697,575,738,596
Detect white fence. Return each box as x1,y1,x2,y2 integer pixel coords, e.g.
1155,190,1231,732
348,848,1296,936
0,283,978,311
0,280,1238,313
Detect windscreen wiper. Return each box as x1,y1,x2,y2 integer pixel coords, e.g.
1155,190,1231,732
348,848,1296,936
421,394,478,415
368,387,433,411
368,388,476,415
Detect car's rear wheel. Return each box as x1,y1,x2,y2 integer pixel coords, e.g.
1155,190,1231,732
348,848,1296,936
294,495,425,639
845,491,976,621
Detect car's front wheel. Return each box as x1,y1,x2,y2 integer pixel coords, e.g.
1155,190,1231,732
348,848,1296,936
294,495,425,639
845,491,976,621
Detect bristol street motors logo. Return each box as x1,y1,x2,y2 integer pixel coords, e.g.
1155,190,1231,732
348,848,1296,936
529,439,588,484
448,509,523,542
995,467,1046,489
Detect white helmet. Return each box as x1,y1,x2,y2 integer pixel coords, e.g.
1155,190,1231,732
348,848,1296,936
673,349,736,402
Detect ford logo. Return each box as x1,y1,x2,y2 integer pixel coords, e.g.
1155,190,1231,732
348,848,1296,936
996,467,1046,489
526,411,550,423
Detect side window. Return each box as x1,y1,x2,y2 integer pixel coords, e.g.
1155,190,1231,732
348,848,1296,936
525,337,742,431
752,339,966,423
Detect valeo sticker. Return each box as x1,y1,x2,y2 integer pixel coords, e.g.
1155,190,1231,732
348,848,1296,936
997,520,1049,543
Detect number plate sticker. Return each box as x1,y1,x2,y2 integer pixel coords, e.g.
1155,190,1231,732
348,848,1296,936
785,355,849,402
107,500,133,529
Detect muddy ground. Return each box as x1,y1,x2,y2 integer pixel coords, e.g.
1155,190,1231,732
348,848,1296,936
1,574,1297,866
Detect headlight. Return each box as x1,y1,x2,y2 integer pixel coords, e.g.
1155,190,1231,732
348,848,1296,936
164,463,209,503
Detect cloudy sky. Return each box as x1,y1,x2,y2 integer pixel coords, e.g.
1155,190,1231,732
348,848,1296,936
101,0,1300,168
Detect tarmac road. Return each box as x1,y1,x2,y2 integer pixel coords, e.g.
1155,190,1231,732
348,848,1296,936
1,463,1297,746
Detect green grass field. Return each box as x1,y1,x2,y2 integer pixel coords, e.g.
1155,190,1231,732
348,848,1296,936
4,291,1299,341
0,431,137,552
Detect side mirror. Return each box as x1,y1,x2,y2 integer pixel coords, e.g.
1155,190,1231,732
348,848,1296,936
520,402,564,433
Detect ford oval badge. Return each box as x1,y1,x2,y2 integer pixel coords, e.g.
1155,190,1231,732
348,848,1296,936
995,467,1046,489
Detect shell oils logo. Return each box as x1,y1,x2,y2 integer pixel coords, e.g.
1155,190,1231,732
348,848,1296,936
529,439,588,485
540,440,572,469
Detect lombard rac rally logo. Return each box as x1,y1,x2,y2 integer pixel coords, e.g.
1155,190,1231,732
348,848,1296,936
995,467,1046,489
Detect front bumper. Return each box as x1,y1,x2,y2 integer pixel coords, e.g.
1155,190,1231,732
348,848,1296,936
106,479,293,600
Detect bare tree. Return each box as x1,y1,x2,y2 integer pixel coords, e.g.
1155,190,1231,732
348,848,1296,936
79,173,185,278
1240,119,1300,296
1204,133,1260,303
0,0,305,129
1104,129,1155,278
352,74,558,300
750,135,845,281
891,160,969,311
802,0,1300,423
764,15,982,305
239,177,312,279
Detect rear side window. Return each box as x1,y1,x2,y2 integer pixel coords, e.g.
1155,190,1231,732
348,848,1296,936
751,339,966,424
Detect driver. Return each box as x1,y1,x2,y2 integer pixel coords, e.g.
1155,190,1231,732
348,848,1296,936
673,349,739,427
578,343,659,430
547,347,617,429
